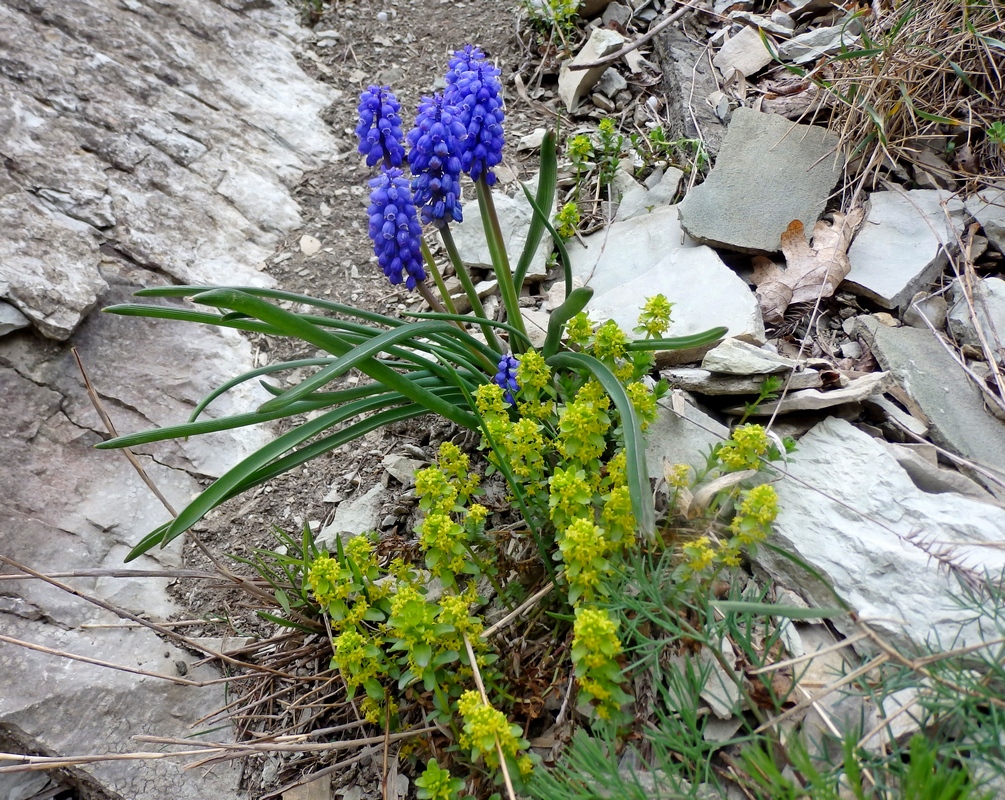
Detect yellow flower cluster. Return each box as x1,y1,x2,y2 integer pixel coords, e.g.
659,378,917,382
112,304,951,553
625,381,657,430
307,552,350,609
565,312,593,348
419,512,467,575
548,466,593,531
557,396,610,465
718,424,772,471
636,294,673,338
591,319,628,362
571,606,626,720
600,485,635,546
558,518,613,602
682,536,717,573
457,691,525,769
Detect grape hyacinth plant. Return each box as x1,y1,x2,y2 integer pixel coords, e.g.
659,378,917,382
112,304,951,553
96,42,740,799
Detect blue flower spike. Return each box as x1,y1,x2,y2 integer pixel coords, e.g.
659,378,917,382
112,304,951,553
366,168,426,290
407,92,465,226
443,45,505,186
356,85,406,169
494,353,520,405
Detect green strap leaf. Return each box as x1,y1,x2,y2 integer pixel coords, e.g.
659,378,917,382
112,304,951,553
513,129,558,293
542,286,593,359
520,182,573,301
190,289,478,430
626,327,728,352
545,352,655,540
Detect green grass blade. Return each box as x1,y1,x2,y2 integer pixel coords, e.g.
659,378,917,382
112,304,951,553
513,129,557,294
103,304,282,336
403,311,531,355
545,352,655,540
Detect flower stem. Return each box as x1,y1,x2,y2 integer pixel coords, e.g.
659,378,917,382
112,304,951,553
475,178,529,352
420,238,458,317
438,225,502,352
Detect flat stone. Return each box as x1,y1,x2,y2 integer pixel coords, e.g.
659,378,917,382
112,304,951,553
584,245,765,357
778,24,860,64
299,234,322,255
678,108,844,254
558,28,627,112
947,277,1005,356
283,774,332,800
645,395,730,480
753,417,1005,652
854,316,1005,495
517,128,547,151
666,367,822,395
965,187,1005,253
729,372,890,414
614,167,684,221
382,454,426,487
521,308,552,349
729,11,795,36
701,338,799,375
0,301,30,337
903,292,949,331
452,174,553,282
601,1,632,26
843,189,966,309
317,484,386,548
712,26,774,77
596,67,628,97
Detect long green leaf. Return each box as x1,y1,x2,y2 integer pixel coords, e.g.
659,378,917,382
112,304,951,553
103,304,282,336
542,286,593,359
520,182,573,300
475,179,529,347
626,327,728,352
513,129,558,293
132,285,403,329
545,352,655,540
257,320,481,414
189,289,478,430
403,310,531,354
188,357,334,422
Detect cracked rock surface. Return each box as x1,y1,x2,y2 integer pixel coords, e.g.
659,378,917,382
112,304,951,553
0,0,338,795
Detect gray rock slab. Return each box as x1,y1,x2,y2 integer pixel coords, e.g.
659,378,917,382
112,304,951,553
317,484,386,548
964,187,1005,253
883,442,998,503
0,615,243,800
666,367,822,395
844,190,967,309
701,338,799,375
645,395,730,480
558,28,626,112
678,108,843,254
382,454,427,487
947,277,1005,356
778,24,859,64
854,316,1005,494
754,417,1005,652
903,292,949,331
452,175,553,281
712,25,774,77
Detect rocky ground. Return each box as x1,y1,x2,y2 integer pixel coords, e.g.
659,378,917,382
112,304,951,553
1,0,1004,797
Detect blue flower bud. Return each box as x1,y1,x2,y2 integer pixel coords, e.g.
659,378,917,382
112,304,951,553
493,353,520,405
356,86,406,169
407,93,465,226
443,45,505,186
367,168,426,290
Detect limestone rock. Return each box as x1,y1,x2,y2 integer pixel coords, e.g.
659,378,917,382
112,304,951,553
614,167,684,221
712,26,774,77
753,417,1005,652
678,108,844,254
701,338,799,375
729,372,889,414
778,24,859,64
666,367,822,395
645,395,729,480
0,301,30,337
558,28,626,112
843,190,966,309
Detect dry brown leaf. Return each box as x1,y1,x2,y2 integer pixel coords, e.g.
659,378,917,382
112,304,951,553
752,208,865,324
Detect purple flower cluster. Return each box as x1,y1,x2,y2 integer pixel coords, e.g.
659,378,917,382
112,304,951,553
407,93,465,226
356,85,405,169
493,354,519,404
444,45,505,186
366,168,426,290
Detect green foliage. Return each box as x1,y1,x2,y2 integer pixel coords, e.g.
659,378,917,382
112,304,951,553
988,121,1005,148
416,759,466,800
554,201,581,240
521,0,580,50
